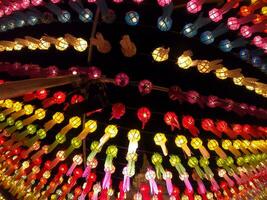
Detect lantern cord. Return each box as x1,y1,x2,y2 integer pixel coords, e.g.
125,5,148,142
88,8,100,65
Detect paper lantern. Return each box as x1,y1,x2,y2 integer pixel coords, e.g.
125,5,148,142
177,52,193,69
88,66,102,79
31,0,43,6
110,103,125,120
200,31,215,44
227,17,240,30
209,8,222,22
201,118,222,137
152,47,169,62
114,72,129,87
157,16,172,31
90,32,111,53
71,94,84,104
251,56,262,67
239,49,250,60
164,112,180,131
175,135,191,157
98,125,118,149
79,9,93,23
186,0,202,13
58,10,71,23
182,115,199,136
207,139,227,159
154,133,168,156
133,0,144,3
125,11,139,26
137,107,151,129
240,26,252,38
182,23,197,38
138,80,153,95
55,37,69,51
240,6,251,17
191,137,210,158
219,39,233,52
157,0,172,7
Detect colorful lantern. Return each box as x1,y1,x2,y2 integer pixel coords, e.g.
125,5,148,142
164,112,180,131
120,35,136,57
152,47,170,62
175,135,192,157
154,133,168,156
114,72,129,87
157,16,172,31
125,11,139,26
207,139,227,159
138,80,153,95
191,137,210,158
137,107,151,129
182,115,199,136
110,103,126,120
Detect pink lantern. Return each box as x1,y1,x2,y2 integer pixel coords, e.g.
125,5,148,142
186,90,200,104
168,86,183,102
137,107,151,129
227,17,240,30
113,0,123,3
240,22,266,38
157,0,172,7
209,8,222,22
164,112,180,131
133,0,144,3
110,103,126,120
50,0,61,3
0,9,4,18
240,25,252,38
31,0,43,6
69,67,80,75
21,0,30,9
187,0,203,14
3,6,13,16
138,80,153,95
114,73,129,87
87,0,96,3
88,67,102,79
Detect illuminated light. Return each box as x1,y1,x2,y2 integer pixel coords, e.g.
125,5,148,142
125,11,139,26
239,48,250,61
79,8,93,23
157,0,172,7
152,47,169,62
187,0,202,14
200,31,214,44
177,51,193,69
154,133,168,156
219,39,232,52
114,72,129,87
207,139,227,159
240,6,251,17
38,38,50,50
137,107,151,129
227,17,240,30
55,37,69,51
233,76,244,86
138,80,153,95
175,135,192,156
209,8,222,22
262,7,267,15
191,137,210,158
87,66,102,79
240,26,252,38
182,23,197,38
215,67,228,80
157,16,173,31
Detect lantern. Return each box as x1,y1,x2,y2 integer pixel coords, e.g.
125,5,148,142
157,16,172,31
164,112,180,132
125,11,139,26
110,103,126,120
207,139,227,159
114,72,129,87
200,31,215,45
182,23,197,38
137,107,151,129
240,6,251,17
177,52,193,69
219,39,233,52
182,115,199,136
251,56,262,67
240,26,252,38
227,17,240,30
209,8,222,22
186,0,202,14
239,49,250,60
191,137,210,158
98,125,118,149
175,135,192,157
88,66,102,79
152,47,169,62
154,133,168,156
71,94,84,104
55,37,69,51
138,80,153,95
201,118,222,137
157,0,172,7
79,9,93,23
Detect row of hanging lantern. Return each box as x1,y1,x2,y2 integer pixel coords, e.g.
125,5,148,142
184,0,267,72
152,48,267,98
1,62,267,120
0,100,266,199
1,96,266,141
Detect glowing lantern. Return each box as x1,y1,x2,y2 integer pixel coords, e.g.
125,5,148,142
154,133,168,156
186,0,202,14
177,51,194,69
233,76,244,86
157,0,172,7
31,0,43,6
240,6,251,17
125,11,139,26
138,80,153,95
110,103,125,120
182,115,199,136
87,66,101,79
114,72,129,87
71,94,84,104
240,26,252,38
137,107,151,129
207,139,227,159
55,37,69,51
221,140,241,157
36,89,48,100
175,135,192,157
98,125,118,149
239,49,250,60
152,47,169,62
145,169,158,195
79,9,93,23
188,157,205,179
200,31,215,44
209,8,222,22
219,39,232,52
164,112,180,131
64,34,88,52
191,137,210,158
157,16,172,31
66,155,83,176
201,118,222,137
227,17,240,30
182,23,197,38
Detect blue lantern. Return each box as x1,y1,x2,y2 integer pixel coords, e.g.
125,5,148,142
239,49,250,61
200,31,214,45
157,16,172,31
79,9,93,23
58,10,71,23
182,23,197,38
219,39,233,52
251,56,262,68
125,11,139,26
16,19,26,28
27,15,38,26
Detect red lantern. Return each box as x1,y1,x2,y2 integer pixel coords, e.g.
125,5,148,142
138,80,153,95
216,120,236,139
71,94,84,104
87,66,102,79
172,186,180,200
110,103,126,120
184,187,194,200
242,124,254,139
182,115,199,136
164,112,180,131
140,183,150,200
201,118,222,137
42,91,66,108
114,73,129,87
232,124,243,137
220,182,232,197
36,89,48,100
69,67,80,75
74,187,82,200
137,107,151,129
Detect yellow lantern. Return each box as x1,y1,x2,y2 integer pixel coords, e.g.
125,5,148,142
154,133,168,156
215,67,228,80
191,137,210,158
38,38,51,50
177,54,193,69
69,116,81,128
55,37,69,51
262,7,267,15
207,139,227,159
74,38,88,52
175,135,192,157
52,112,64,124
13,42,23,51
233,76,244,86
152,47,169,62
